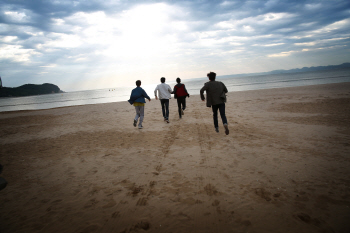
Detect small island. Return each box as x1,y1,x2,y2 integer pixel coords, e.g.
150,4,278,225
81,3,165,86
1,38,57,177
0,83,62,97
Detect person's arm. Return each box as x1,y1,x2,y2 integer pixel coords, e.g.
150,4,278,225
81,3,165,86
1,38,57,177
222,82,228,93
143,89,151,102
154,86,158,100
173,85,177,98
183,84,190,97
128,89,136,104
168,85,173,94
200,84,207,101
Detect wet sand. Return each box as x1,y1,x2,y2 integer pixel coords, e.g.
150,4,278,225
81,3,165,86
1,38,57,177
1,82,350,233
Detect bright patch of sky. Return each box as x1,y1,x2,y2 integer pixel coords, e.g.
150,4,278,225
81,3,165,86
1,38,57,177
0,0,350,91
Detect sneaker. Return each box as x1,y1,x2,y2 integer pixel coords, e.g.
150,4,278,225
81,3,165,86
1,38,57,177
133,120,137,127
215,127,219,133
224,124,229,135
181,109,184,115
138,125,143,129
166,119,170,123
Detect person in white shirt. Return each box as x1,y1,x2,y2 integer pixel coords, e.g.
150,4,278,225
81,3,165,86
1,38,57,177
154,77,173,123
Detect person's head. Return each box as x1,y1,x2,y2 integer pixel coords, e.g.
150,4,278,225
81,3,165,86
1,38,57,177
136,80,141,87
160,77,165,83
207,72,216,81
176,77,181,84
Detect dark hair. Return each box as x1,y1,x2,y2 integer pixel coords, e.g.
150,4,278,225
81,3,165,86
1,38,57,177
207,72,216,81
176,77,181,84
161,77,165,83
136,80,141,86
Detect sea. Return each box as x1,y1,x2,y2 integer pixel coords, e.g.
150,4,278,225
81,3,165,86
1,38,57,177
1,68,350,112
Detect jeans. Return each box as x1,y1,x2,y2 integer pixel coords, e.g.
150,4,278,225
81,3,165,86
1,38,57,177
212,103,227,128
134,106,144,127
177,96,186,118
160,99,169,120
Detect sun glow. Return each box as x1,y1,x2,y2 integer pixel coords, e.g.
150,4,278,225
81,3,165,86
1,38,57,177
101,4,179,60
50,3,186,88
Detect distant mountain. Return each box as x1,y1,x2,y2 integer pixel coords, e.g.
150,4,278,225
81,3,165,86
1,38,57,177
0,83,62,97
268,62,350,74
219,62,350,79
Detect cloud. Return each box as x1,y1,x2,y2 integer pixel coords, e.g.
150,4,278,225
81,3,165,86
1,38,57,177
39,64,57,68
253,43,285,47
0,0,350,91
0,36,17,42
267,50,298,57
0,44,40,62
312,18,350,34
4,11,29,23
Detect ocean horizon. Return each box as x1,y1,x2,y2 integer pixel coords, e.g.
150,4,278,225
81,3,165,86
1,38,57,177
1,68,350,112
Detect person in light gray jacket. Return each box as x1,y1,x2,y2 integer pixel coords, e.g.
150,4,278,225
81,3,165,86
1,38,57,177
200,72,229,135
154,77,173,123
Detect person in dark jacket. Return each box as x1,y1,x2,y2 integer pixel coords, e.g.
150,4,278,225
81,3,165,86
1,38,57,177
173,77,190,119
128,80,151,129
200,72,229,135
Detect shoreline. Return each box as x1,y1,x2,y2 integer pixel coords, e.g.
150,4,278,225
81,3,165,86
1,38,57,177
1,82,350,233
1,81,349,114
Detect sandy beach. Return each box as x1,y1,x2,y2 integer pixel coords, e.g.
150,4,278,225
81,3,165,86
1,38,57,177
1,82,350,233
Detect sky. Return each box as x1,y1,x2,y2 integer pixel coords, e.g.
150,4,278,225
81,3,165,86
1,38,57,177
0,0,350,91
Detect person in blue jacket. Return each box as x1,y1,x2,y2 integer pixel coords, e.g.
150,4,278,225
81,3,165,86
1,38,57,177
128,80,151,129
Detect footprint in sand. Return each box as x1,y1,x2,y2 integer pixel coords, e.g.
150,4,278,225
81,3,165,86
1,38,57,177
155,164,164,172
136,197,148,206
204,184,219,196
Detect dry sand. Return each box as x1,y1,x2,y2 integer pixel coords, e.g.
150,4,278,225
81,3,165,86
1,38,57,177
0,82,350,233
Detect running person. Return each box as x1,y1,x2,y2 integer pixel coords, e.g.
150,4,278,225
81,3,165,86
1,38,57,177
173,77,190,119
154,77,172,123
128,80,151,129
200,72,229,135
